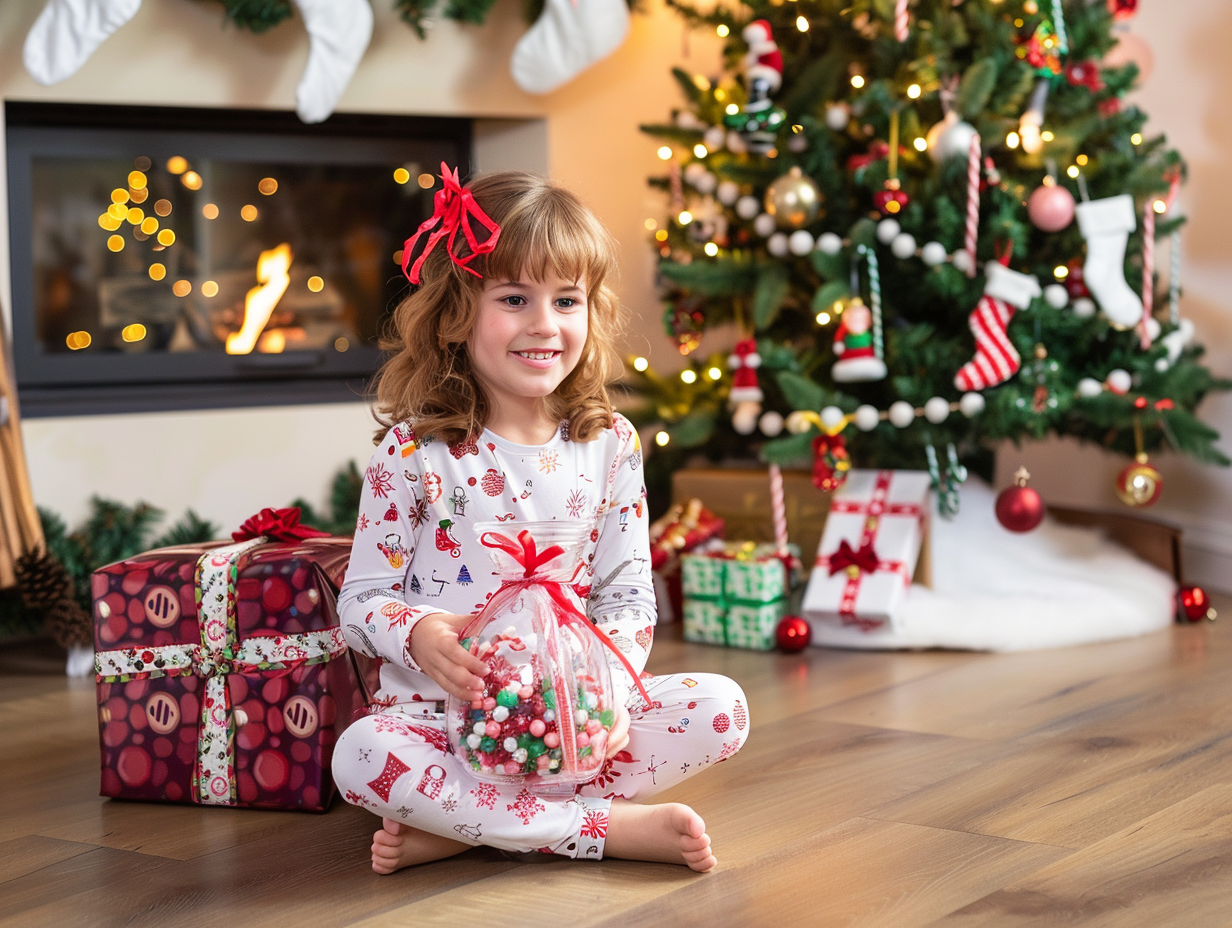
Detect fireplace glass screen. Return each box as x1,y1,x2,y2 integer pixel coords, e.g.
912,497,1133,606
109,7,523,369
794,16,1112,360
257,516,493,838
6,103,472,414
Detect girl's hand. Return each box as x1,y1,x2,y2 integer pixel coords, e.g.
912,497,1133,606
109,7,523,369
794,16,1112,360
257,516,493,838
408,612,489,700
605,703,631,757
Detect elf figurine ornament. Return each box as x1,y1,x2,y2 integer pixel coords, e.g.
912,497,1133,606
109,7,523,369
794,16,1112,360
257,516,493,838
724,19,787,153
831,299,888,382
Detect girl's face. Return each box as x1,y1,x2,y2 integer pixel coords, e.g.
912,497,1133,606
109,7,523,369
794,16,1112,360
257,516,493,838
467,271,589,432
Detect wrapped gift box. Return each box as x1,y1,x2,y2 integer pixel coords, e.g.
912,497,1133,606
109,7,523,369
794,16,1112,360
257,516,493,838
802,470,931,639
681,542,798,650
648,499,725,622
672,467,832,567
93,512,372,812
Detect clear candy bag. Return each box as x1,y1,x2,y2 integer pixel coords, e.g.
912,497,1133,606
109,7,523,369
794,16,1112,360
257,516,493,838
446,521,618,795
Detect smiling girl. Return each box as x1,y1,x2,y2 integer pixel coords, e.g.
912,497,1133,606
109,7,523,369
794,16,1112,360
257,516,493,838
333,167,749,874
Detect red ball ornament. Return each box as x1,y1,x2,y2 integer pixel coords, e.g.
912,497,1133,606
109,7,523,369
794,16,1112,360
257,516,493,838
1115,455,1163,507
1107,0,1138,20
1027,183,1076,232
873,183,910,217
1176,585,1217,623
996,467,1045,533
776,615,812,652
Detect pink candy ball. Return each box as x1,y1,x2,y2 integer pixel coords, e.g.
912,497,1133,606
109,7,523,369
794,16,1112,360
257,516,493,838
529,719,546,737
543,732,560,748
576,732,590,747
503,762,521,775
482,697,496,711
1027,183,1076,232
585,718,602,735
518,685,533,699
484,721,501,738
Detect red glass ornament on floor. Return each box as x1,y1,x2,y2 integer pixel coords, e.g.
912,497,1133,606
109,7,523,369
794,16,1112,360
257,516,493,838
995,467,1045,532
1176,585,1217,623
776,615,811,652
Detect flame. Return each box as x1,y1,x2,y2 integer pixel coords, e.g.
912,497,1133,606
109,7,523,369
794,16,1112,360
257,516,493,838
226,243,292,355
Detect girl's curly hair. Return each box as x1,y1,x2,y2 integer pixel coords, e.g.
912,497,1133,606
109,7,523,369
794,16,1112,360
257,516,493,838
370,171,624,446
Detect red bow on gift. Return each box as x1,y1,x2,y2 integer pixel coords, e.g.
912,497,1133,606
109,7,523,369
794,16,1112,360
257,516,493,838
827,539,880,576
401,163,502,285
232,507,330,543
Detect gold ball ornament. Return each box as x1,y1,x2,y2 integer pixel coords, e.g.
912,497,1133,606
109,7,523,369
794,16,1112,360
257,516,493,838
1115,454,1162,507
764,167,823,229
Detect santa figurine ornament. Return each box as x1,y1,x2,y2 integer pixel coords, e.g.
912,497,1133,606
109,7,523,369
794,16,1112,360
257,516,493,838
728,338,764,435
724,20,787,153
831,298,888,382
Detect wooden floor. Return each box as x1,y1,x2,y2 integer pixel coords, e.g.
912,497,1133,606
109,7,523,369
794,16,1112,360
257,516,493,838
3,597,1231,928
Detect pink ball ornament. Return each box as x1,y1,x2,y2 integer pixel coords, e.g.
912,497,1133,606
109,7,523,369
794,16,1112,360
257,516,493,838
1027,183,1076,232
1103,32,1154,83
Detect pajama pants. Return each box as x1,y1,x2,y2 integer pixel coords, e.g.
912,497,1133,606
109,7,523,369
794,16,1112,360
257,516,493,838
333,672,749,860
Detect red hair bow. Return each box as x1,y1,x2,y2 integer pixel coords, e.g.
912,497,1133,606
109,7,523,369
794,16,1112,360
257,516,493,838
401,163,501,285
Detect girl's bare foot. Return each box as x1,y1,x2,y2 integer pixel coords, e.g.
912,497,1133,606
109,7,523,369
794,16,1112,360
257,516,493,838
370,817,471,874
604,801,716,872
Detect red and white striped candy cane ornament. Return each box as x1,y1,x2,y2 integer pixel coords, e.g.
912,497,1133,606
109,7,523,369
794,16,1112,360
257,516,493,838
895,0,909,41
963,131,982,278
769,464,788,553
1138,202,1155,350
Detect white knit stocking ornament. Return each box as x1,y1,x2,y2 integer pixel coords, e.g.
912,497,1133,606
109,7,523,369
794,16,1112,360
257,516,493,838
23,0,142,85
292,0,374,124
953,262,1041,392
510,0,631,95
1076,193,1143,329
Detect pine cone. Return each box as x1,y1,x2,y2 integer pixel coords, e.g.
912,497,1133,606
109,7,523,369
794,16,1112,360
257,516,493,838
45,598,92,649
15,551,75,612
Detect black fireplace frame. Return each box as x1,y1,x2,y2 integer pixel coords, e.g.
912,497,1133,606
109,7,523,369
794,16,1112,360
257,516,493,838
5,101,472,417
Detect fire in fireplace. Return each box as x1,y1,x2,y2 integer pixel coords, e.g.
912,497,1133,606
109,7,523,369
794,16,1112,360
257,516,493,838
5,102,471,415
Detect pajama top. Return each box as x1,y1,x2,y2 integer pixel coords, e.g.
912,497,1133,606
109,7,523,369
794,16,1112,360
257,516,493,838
338,413,655,709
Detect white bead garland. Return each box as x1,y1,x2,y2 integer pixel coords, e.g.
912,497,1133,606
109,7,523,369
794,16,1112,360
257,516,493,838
854,404,881,431
817,232,844,255
921,241,948,266
820,405,846,430
876,218,901,244
1072,297,1096,318
1076,377,1103,398
753,213,777,237
758,410,785,436
958,391,986,416
788,230,815,256
923,396,951,423
767,232,789,256
717,180,740,205
888,401,916,428
890,233,917,259
735,195,760,220
1043,284,1069,308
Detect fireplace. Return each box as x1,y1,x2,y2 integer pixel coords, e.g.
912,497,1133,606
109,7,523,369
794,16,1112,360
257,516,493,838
5,102,472,415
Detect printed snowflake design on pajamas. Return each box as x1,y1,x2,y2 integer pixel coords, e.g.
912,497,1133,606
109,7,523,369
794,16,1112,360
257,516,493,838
537,450,560,474
366,463,395,499
396,806,413,818
507,788,546,824
345,789,375,809
470,783,499,810
580,809,609,839
441,797,458,813
566,489,588,519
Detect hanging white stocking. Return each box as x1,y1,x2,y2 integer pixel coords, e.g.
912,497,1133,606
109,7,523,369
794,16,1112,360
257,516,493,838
23,0,142,85
510,0,631,95
291,0,374,124
1076,193,1143,329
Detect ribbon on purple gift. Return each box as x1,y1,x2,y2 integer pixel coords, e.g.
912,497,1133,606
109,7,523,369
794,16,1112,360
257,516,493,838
95,527,345,806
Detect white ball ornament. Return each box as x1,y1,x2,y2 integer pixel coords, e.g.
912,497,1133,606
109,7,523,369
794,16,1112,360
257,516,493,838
758,410,785,437
735,195,760,220
788,230,815,256
726,130,748,155
951,249,974,275
1077,377,1104,398
786,411,813,434
1154,358,1169,373
921,241,948,266
825,103,851,131
888,401,916,428
959,392,986,417
923,396,951,424
753,213,778,237
927,114,978,162
1105,369,1132,395
694,172,717,195
854,405,881,431
1072,297,1096,318
820,405,846,431
817,232,843,255
1144,316,1161,343
891,233,917,260
703,125,727,151
683,162,706,184
787,133,809,153
876,218,901,244
767,232,789,256
1043,284,1069,309
717,180,740,206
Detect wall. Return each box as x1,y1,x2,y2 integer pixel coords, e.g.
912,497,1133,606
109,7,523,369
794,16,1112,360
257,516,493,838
993,1,1232,591
0,0,723,532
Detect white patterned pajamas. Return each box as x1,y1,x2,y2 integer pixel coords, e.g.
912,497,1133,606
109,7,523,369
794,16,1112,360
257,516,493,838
333,671,749,858
334,415,750,859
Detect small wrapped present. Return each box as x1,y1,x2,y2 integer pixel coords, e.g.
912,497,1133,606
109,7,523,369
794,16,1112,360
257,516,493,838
681,542,798,650
93,508,372,812
648,499,724,622
802,470,931,639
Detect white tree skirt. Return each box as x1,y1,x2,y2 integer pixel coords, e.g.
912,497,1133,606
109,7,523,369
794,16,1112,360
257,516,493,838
809,479,1177,652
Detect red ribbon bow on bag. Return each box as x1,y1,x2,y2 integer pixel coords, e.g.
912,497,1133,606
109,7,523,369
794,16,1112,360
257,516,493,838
401,163,502,285
232,507,330,543
476,529,655,710
827,539,880,576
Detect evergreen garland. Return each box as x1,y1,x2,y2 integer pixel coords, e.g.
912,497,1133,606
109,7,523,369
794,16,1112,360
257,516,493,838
207,0,295,33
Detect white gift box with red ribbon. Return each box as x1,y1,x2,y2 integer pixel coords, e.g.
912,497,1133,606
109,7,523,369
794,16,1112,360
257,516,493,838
802,470,932,641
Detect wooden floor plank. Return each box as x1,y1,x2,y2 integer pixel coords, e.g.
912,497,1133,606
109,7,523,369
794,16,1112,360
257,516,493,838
930,781,1232,926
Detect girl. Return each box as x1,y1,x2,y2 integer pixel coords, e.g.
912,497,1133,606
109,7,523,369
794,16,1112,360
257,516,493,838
334,167,749,873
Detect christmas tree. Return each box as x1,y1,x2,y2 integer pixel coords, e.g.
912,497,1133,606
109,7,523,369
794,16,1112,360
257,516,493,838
632,0,1228,514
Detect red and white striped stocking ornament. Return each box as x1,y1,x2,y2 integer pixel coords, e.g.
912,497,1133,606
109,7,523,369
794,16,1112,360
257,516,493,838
953,262,1042,392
